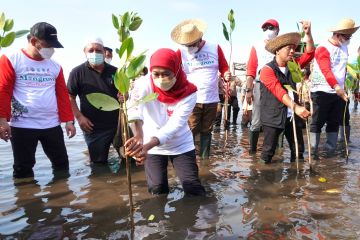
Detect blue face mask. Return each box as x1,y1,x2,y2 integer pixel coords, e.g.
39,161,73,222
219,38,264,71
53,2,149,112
87,52,104,65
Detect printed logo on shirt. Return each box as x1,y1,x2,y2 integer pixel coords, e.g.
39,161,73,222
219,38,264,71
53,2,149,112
185,51,216,71
167,109,174,117
11,98,28,121
18,69,55,87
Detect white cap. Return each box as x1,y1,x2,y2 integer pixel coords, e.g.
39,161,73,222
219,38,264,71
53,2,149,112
84,37,104,48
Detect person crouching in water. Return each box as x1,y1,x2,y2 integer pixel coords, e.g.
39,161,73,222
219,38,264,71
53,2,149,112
124,48,205,196
259,21,315,164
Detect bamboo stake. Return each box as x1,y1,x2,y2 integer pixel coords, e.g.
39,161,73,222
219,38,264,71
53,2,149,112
305,120,312,166
343,100,349,160
292,104,299,172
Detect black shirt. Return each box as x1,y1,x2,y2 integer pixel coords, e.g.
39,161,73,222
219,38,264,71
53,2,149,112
67,62,119,130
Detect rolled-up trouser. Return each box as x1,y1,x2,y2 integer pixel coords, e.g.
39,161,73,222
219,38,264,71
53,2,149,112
250,81,261,132
84,128,117,163
144,149,205,196
11,125,69,178
188,102,218,135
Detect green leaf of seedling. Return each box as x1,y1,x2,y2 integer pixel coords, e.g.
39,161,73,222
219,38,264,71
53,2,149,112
0,31,16,48
357,56,360,70
3,19,14,32
347,64,358,79
345,77,354,91
222,23,229,41
227,9,234,22
0,13,5,30
119,37,134,60
296,22,300,32
129,17,142,31
121,12,130,28
115,69,130,94
112,14,119,29
287,60,303,83
86,93,120,111
15,30,29,38
128,92,159,109
230,20,235,32
284,84,297,93
126,54,146,79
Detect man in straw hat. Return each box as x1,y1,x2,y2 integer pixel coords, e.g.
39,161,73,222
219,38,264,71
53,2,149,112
245,19,280,154
171,19,231,160
259,21,315,164
310,18,358,158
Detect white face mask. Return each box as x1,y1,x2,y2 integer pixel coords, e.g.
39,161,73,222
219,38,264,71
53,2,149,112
264,29,277,40
104,58,112,64
187,46,199,55
38,47,55,59
340,39,350,47
153,77,177,91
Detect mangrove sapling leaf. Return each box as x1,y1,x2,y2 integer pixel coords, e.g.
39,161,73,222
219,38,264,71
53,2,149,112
0,13,5,30
119,37,134,60
112,14,119,29
15,30,29,38
345,77,354,92
126,54,146,79
115,69,130,94
121,12,130,28
287,60,303,83
0,32,16,48
128,92,159,110
347,64,358,79
222,23,229,41
228,9,234,22
86,93,120,111
284,84,297,93
129,17,142,31
3,19,14,32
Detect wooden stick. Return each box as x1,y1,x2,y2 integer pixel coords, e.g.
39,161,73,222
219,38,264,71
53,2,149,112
305,119,312,167
292,104,299,172
343,100,349,160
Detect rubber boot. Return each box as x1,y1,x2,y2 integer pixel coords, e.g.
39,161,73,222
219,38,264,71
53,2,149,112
232,108,239,125
249,131,260,154
277,130,285,149
325,132,338,156
200,133,211,159
310,132,320,160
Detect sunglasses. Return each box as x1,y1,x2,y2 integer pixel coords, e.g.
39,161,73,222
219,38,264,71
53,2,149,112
340,34,352,40
262,25,275,32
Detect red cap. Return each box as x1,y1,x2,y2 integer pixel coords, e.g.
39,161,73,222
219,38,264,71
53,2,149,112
261,19,279,28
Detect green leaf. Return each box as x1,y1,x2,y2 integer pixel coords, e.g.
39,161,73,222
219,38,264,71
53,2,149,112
15,30,29,38
115,69,130,94
129,92,159,109
86,93,120,111
0,31,16,48
284,84,297,93
129,17,142,31
222,23,229,41
227,9,234,22
356,56,360,70
112,14,119,29
230,20,235,32
0,13,5,30
126,54,146,79
287,60,303,83
347,64,358,79
119,37,134,60
345,77,353,90
3,19,14,32
296,22,300,32
121,12,130,28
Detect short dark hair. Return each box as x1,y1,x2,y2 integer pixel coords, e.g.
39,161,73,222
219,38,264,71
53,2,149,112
104,47,113,53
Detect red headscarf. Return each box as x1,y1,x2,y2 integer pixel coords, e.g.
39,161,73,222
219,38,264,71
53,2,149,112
150,48,197,104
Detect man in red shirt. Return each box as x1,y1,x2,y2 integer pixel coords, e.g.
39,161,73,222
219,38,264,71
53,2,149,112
0,22,76,178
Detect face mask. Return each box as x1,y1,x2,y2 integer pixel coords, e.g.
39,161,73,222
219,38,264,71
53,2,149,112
340,39,350,47
87,52,104,65
38,47,55,59
264,29,277,40
186,46,199,55
153,77,176,91
104,58,112,64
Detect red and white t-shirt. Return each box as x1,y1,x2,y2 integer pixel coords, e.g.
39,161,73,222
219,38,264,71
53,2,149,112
311,40,348,93
0,49,73,129
246,40,274,79
177,42,229,104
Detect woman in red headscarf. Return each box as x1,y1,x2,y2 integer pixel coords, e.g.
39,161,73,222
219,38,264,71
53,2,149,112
125,48,205,196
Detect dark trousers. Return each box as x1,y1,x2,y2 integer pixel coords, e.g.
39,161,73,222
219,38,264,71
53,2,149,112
144,150,205,196
10,125,69,178
84,128,117,163
261,117,304,163
310,92,342,133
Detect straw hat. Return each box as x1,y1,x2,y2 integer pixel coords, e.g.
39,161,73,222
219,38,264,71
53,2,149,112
265,32,301,54
171,19,207,45
329,18,359,35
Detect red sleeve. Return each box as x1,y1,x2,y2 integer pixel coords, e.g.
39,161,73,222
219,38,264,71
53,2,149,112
246,46,258,78
313,46,338,88
176,49,182,61
0,55,16,121
217,45,229,76
56,67,74,122
260,65,287,102
295,49,315,69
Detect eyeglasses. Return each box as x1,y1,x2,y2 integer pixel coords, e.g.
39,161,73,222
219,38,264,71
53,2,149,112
262,25,275,32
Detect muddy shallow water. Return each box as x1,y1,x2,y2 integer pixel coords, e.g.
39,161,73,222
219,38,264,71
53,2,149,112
1,106,360,239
